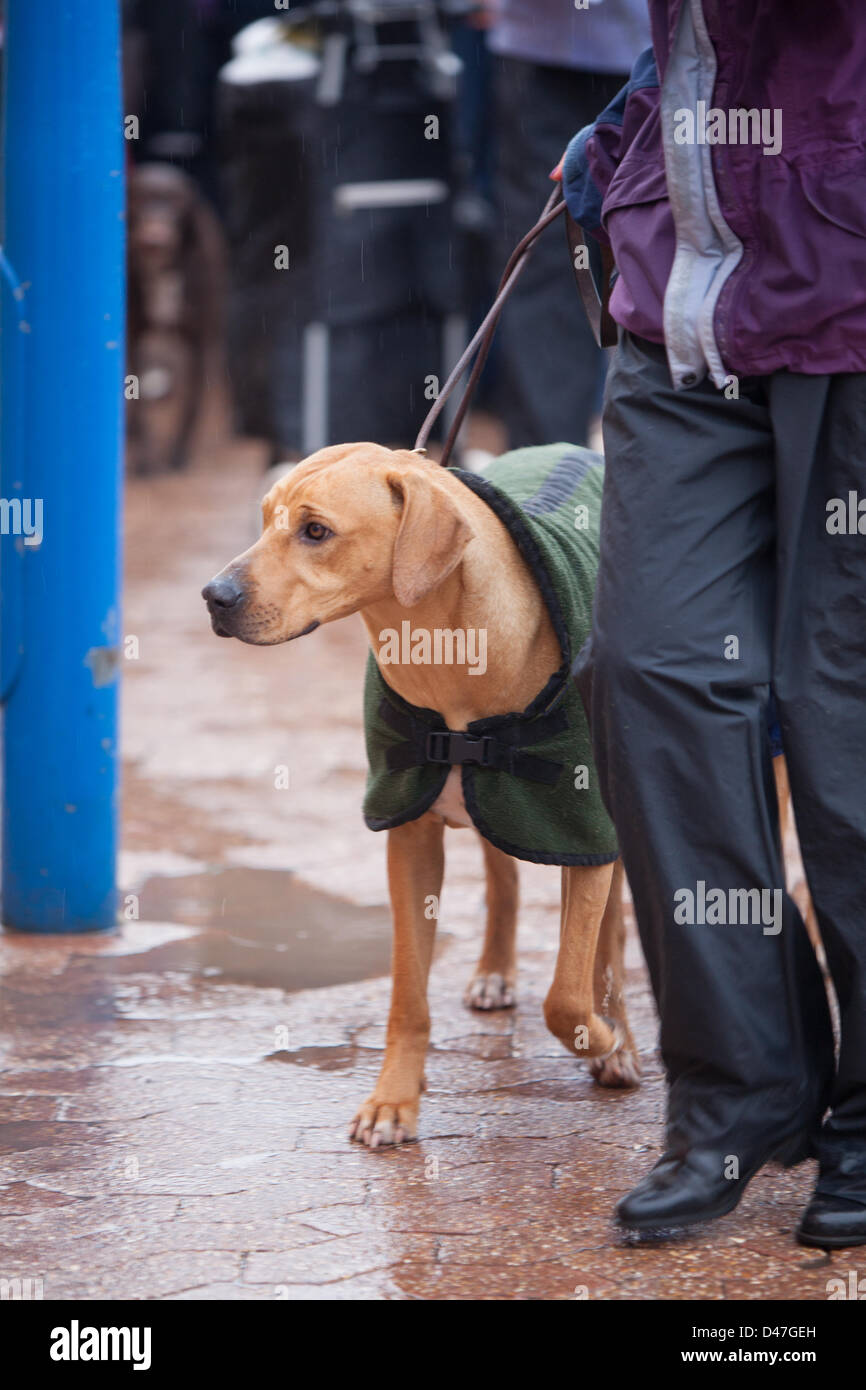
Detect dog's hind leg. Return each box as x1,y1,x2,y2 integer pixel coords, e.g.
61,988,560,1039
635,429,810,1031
588,859,641,1088
464,837,519,1010
544,862,624,1065
774,753,824,963
349,812,444,1147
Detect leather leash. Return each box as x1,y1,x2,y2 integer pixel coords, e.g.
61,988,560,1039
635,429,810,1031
414,183,617,469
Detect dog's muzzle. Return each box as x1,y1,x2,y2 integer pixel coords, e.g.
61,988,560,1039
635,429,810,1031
202,572,245,636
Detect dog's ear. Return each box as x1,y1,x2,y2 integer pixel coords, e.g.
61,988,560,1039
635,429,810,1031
387,470,474,608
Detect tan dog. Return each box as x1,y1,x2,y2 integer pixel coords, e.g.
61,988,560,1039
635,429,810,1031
203,443,640,1145
127,164,228,474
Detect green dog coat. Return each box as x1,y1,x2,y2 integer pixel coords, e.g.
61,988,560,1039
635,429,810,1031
362,443,618,866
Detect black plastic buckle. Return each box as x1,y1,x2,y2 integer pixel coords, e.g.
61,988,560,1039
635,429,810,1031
426,729,493,767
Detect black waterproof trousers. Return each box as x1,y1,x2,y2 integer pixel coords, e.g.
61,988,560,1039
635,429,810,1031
577,331,866,1196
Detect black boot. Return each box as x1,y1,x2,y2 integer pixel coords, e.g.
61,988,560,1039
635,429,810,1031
798,1136,866,1249
797,1195,866,1250
617,1126,811,1234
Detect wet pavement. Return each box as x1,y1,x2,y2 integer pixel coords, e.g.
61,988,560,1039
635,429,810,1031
0,442,858,1300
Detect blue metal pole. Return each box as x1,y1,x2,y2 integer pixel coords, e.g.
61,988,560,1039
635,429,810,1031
1,0,124,931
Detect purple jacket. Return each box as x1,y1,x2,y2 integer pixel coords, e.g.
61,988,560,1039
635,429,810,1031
562,1,866,384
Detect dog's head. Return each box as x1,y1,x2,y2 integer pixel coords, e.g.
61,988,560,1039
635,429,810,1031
202,443,474,644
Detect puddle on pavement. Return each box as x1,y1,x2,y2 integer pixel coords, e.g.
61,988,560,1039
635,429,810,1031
131,867,393,992
265,1043,360,1071
0,869,395,1039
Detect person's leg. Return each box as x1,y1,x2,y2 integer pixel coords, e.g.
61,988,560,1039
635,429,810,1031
768,370,866,1245
493,59,622,449
576,332,835,1228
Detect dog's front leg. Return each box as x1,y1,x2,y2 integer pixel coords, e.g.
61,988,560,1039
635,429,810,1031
349,812,444,1147
544,862,623,1065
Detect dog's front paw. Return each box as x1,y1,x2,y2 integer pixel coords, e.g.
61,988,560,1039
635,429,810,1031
464,971,515,1011
589,1047,641,1089
349,1095,419,1148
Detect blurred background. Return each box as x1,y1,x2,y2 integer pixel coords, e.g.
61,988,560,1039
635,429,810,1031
122,0,651,476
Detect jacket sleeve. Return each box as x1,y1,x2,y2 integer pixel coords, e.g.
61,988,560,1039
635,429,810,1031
560,46,659,245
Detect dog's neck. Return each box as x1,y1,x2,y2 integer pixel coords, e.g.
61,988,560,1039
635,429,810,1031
360,487,560,731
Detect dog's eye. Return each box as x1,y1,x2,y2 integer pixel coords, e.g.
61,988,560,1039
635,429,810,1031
302,521,331,543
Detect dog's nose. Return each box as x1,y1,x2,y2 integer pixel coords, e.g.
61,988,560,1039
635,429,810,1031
202,574,244,610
